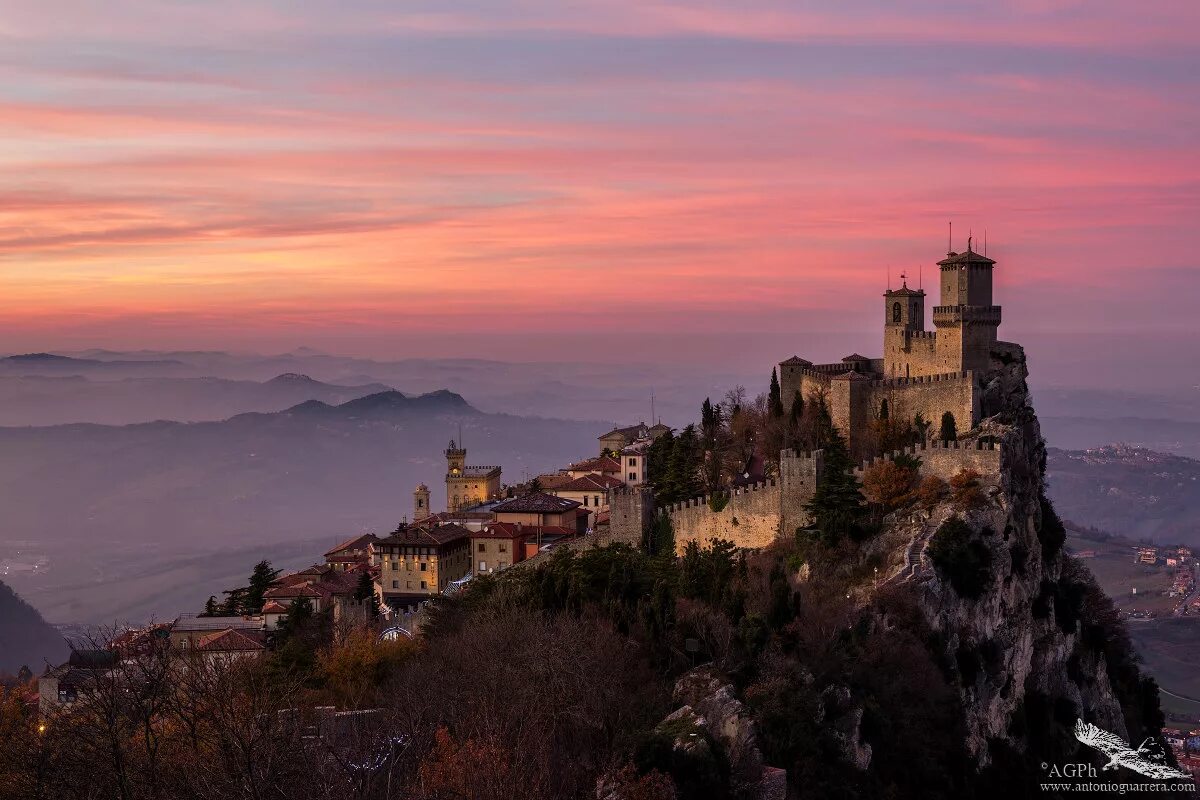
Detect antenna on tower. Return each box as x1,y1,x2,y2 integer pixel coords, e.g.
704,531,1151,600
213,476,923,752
919,263,923,290
650,390,656,426
984,229,988,256
457,422,463,450
887,264,891,290
948,221,953,255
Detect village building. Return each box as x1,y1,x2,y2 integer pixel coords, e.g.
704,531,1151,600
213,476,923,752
490,492,587,534
324,533,378,571
550,472,625,522
469,523,530,575
193,628,267,665
566,455,622,480
597,422,671,455
372,522,472,613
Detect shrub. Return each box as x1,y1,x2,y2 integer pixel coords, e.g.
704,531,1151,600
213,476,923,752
861,460,919,511
708,493,729,513
949,469,984,509
927,516,993,599
915,475,948,508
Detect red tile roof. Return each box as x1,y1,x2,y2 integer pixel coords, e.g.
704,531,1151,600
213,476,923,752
568,456,621,473
479,522,576,538
324,533,379,557
555,473,625,492
196,629,266,653
261,601,289,614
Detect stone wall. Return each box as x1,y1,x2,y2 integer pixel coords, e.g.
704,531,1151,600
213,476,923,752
666,481,782,556
853,440,1002,483
607,486,654,545
861,371,978,436
779,449,823,535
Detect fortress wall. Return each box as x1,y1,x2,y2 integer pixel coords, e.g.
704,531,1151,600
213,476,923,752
779,449,823,535
666,481,782,555
779,365,834,411
861,370,978,431
853,440,1002,483
608,486,654,545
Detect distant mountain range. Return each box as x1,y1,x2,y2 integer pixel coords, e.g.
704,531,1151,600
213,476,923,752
1045,445,1200,543
0,390,605,625
0,369,393,426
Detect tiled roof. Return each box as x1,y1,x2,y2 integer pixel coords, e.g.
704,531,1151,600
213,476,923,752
196,629,266,653
264,584,329,600
479,522,577,538
534,473,573,489
568,456,621,473
780,355,813,366
491,492,581,514
261,601,289,614
556,473,625,492
937,248,995,266
841,353,870,362
375,522,472,547
324,533,379,557
886,285,923,296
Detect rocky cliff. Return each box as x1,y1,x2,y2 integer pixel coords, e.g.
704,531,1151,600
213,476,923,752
873,344,1158,772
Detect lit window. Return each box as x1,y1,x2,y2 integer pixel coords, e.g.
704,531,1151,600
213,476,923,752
479,561,487,572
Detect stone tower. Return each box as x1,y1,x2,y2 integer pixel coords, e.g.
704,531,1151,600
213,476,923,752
413,483,430,522
445,439,466,474
934,240,1000,375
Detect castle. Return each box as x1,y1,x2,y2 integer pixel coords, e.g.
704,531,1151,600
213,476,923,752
610,240,1019,553
778,239,1018,457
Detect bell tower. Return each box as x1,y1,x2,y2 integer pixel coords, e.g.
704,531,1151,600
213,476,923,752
882,274,928,378
413,483,430,522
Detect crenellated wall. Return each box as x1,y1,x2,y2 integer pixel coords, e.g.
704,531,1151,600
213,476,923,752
853,439,1002,483
861,370,978,441
666,480,782,555
607,486,655,545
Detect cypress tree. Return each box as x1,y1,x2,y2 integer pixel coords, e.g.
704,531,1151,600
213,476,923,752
769,368,784,418
939,411,958,442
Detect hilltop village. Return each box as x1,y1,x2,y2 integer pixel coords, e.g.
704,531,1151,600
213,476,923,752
21,243,1181,798
39,239,1020,686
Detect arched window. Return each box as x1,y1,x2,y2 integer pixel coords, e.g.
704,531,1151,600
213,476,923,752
892,302,902,324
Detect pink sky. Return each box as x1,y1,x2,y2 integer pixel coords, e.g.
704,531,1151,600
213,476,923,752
0,1,1197,359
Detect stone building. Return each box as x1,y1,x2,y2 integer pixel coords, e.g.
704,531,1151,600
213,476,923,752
372,522,472,613
443,440,501,512
779,241,1014,455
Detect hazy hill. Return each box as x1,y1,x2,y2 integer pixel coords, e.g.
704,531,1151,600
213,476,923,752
0,580,68,675
0,372,393,426
0,390,605,624
1045,445,1200,543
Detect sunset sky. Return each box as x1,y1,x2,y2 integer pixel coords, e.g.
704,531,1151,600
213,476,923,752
1,1,1197,360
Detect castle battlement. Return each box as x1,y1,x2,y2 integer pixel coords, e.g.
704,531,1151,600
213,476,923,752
852,439,1003,481
901,330,938,341
866,370,973,389
662,479,779,515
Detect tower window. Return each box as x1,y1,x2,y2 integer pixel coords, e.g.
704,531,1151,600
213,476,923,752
892,302,902,324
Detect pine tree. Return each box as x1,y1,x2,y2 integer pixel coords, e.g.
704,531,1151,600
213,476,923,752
666,425,702,503
803,429,866,545
245,560,281,615
219,588,246,616
202,595,219,616
768,368,784,419
646,429,675,492
939,411,958,442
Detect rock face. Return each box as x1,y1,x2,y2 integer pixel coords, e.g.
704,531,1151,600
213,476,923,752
905,345,1129,763
644,666,783,800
